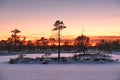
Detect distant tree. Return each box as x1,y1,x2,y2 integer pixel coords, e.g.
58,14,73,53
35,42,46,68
75,35,89,55
40,37,48,46
39,37,52,57
97,39,106,52
22,37,26,46
39,37,48,53
49,38,56,46
0,40,7,51
97,39,112,54
26,40,33,52
11,29,21,52
64,40,70,46
35,39,41,52
7,37,14,52
21,37,26,51
111,40,120,51
62,40,72,52
53,20,66,60
17,40,23,52
49,37,56,52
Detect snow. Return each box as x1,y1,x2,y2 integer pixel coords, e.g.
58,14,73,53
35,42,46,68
0,53,120,80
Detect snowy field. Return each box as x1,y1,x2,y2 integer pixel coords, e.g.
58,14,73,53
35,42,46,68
0,53,120,80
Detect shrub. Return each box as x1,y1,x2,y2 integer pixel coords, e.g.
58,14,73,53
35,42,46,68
9,58,16,64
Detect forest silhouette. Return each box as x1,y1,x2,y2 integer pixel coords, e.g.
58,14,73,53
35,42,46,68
0,20,120,59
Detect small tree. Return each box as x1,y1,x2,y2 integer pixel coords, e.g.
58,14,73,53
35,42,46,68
11,29,21,52
75,35,89,55
111,40,120,51
49,38,56,46
49,38,56,52
39,37,48,53
26,40,33,52
97,39,112,54
53,20,66,60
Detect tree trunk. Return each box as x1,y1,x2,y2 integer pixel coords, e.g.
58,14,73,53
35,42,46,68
58,29,60,60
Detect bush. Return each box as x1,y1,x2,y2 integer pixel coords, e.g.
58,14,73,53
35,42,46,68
9,58,16,64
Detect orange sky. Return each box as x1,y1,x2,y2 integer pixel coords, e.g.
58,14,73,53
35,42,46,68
0,0,120,40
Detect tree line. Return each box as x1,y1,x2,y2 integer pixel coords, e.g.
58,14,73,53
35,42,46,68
0,20,120,56
0,30,120,53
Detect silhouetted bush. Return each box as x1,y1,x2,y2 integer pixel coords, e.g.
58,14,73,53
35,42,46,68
9,58,16,64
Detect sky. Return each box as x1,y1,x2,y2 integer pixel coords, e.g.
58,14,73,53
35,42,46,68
0,0,120,40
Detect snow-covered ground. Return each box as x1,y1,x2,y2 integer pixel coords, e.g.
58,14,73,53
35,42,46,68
0,53,120,80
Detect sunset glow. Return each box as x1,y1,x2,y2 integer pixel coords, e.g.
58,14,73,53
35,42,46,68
0,0,120,41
